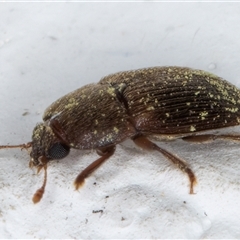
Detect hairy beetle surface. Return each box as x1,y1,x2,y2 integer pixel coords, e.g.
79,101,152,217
1,66,240,203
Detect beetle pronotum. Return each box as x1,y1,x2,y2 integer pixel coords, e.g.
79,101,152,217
1,66,240,203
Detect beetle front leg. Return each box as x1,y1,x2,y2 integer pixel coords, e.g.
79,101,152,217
74,145,116,190
132,135,196,194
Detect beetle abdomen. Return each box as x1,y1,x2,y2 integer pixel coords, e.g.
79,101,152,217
101,67,240,134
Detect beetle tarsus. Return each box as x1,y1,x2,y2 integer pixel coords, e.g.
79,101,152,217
74,145,116,190
132,135,197,194
185,168,196,194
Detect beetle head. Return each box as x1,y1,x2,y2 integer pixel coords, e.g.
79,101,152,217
0,122,70,203
30,123,70,167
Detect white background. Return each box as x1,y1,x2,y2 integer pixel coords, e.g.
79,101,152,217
1,2,240,238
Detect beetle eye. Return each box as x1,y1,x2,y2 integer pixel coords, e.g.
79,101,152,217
48,143,70,159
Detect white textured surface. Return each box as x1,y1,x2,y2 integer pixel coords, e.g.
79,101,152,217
1,2,240,239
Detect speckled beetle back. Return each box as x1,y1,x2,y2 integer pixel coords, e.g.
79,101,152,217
100,67,240,135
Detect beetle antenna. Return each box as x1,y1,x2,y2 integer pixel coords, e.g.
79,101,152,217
32,164,47,204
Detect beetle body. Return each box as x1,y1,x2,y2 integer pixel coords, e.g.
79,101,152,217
36,66,240,157
2,66,240,203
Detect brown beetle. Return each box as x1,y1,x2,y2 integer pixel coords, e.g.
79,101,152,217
1,66,240,203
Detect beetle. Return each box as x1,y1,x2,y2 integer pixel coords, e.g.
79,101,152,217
1,66,240,203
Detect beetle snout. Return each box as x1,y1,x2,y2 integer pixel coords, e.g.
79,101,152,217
30,150,42,167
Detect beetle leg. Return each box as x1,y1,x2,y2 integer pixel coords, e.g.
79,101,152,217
182,134,240,143
32,164,48,204
132,135,196,194
74,145,116,190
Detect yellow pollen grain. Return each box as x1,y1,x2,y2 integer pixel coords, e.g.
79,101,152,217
231,98,236,104
107,87,116,97
225,107,238,113
113,127,119,134
190,126,196,132
65,98,79,109
147,106,155,111
199,111,208,119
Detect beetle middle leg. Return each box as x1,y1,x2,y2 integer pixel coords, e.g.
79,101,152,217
132,135,196,194
74,145,116,190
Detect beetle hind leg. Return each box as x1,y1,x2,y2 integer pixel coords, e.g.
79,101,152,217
182,134,240,143
132,135,196,194
74,145,116,190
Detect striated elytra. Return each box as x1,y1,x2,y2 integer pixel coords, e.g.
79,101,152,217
1,66,240,203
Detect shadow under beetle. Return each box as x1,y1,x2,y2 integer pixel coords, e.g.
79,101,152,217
1,66,240,203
